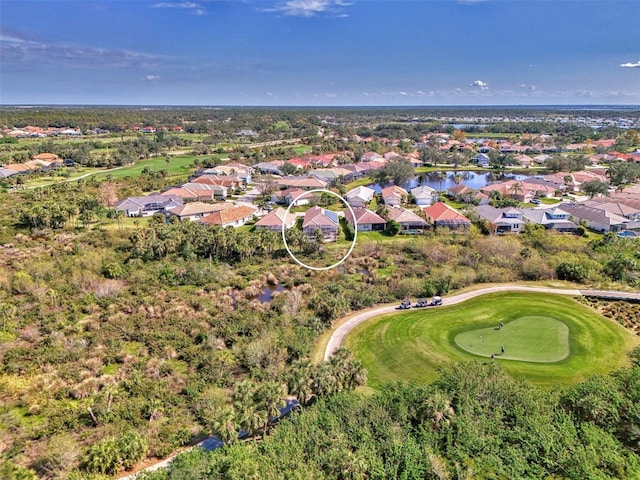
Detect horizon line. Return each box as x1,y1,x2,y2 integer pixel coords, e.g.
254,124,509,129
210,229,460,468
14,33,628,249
2,103,639,109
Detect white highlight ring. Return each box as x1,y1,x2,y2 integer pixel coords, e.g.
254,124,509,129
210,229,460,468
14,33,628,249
281,188,358,271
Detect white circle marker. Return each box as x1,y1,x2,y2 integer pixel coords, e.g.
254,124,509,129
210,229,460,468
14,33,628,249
281,188,358,271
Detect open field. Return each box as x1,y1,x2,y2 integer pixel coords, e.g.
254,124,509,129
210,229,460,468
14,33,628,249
343,292,638,388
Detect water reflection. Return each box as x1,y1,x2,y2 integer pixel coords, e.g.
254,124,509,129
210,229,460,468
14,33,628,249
370,170,529,192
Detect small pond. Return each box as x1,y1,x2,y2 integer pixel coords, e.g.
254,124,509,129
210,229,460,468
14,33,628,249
369,170,530,193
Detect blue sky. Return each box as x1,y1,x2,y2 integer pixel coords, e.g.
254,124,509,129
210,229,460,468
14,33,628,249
1,0,639,105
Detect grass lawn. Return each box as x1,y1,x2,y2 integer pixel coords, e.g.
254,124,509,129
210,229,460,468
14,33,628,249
93,155,202,180
343,292,638,388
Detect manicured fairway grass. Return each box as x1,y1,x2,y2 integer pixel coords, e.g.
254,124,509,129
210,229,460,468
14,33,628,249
93,155,203,180
343,292,639,388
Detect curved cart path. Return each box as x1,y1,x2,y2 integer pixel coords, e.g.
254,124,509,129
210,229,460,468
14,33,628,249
324,285,640,361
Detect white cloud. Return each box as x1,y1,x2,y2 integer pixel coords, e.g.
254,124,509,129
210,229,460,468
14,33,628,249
153,2,206,15
470,80,489,91
620,60,640,68
268,0,351,17
145,75,161,81
519,83,536,91
0,32,164,69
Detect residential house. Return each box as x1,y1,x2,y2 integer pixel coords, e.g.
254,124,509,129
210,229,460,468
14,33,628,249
254,207,296,232
161,183,227,201
302,206,339,242
309,169,342,183
472,153,491,167
277,177,328,190
582,200,640,221
475,205,525,234
253,162,282,175
203,162,252,183
199,205,257,228
361,151,383,163
191,174,242,190
514,155,534,168
167,201,233,221
32,153,61,163
448,184,478,203
386,206,428,231
182,182,228,198
345,186,375,207
559,203,627,233
286,158,312,170
236,129,257,136
272,188,313,206
115,195,183,217
423,202,471,231
411,185,437,206
381,185,408,206
383,151,402,161
344,207,386,232
341,163,371,180
520,207,579,233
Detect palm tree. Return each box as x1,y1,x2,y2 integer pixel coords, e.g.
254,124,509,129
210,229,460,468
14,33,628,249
509,182,524,199
239,405,264,442
312,362,339,397
256,381,287,436
210,405,238,443
287,359,314,406
423,391,455,429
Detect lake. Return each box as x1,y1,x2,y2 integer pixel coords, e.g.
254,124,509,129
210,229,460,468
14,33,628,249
369,170,530,192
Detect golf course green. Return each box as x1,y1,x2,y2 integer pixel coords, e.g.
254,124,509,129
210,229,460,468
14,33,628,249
343,292,639,388
454,316,569,362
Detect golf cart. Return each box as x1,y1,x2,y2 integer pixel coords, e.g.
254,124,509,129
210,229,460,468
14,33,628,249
396,298,412,310
414,298,429,308
429,296,442,306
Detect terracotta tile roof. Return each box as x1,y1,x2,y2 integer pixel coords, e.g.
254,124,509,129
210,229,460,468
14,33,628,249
423,202,470,223
168,201,233,217
255,207,296,228
381,185,408,198
345,207,386,226
303,206,339,228
32,153,60,162
386,206,427,226
199,205,257,226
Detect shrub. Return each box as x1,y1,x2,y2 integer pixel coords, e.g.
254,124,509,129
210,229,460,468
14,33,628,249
85,431,148,475
556,262,590,283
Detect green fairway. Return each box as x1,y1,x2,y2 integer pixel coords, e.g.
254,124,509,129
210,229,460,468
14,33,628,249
454,316,569,362
93,155,204,180
343,292,638,388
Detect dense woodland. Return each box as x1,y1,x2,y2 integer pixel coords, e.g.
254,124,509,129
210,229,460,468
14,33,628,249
138,360,640,480
1,107,640,478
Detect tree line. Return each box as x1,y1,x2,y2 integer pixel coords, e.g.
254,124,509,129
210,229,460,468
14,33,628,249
136,355,640,480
